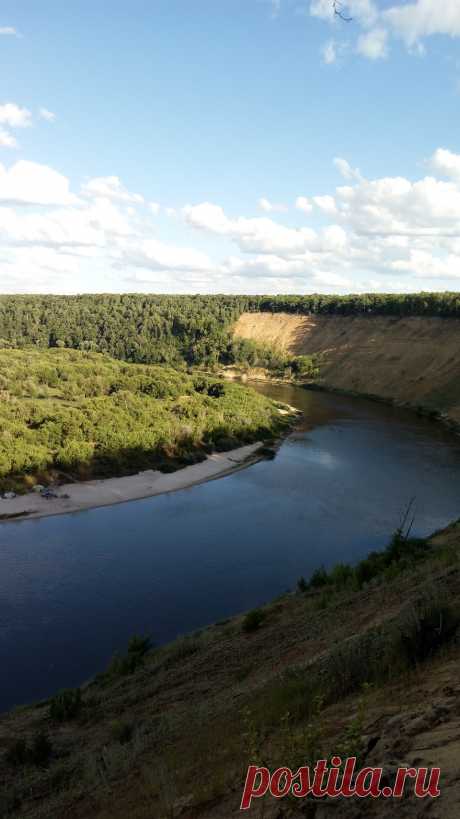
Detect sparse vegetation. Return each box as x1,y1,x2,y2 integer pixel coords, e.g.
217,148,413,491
50,688,82,722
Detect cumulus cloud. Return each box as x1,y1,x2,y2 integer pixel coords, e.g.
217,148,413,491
295,196,313,213
0,129,17,149
313,194,337,215
82,175,144,204
0,160,79,206
322,39,337,64
430,147,460,182
356,27,388,59
0,26,18,36
311,0,460,62
39,107,56,122
184,202,317,254
3,149,460,294
334,157,362,181
0,103,32,128
384,0,460,47
258,197,287,213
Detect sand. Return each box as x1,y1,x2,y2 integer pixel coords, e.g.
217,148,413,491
0,443,263,523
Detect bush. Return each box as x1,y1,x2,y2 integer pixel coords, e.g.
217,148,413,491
398,602,459,667
4,732,53,768
110,719,134,745
105,634,153,678
50,688,82,722
30,732,53,766
242,609,266,633
309,567,329,589
297,576,308,593
5,738,27,768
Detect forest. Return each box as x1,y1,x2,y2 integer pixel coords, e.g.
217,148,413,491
0,349,290,493
0,292,458,371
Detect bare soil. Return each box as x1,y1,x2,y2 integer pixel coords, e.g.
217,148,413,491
233,313,460,424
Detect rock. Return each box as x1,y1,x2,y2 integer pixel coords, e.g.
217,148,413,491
32,484,45,493
2,491,16,499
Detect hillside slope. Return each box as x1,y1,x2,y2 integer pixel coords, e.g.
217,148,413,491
234,312,460,424
1,522,459,818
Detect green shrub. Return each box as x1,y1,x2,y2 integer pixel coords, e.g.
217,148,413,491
110,719,134,745
398,602,459,667
309,567,329,588
30,732,52,766
105,634,153,678
50,688,82,722
4,738,27,768
242,609,266,633
297,576,308,593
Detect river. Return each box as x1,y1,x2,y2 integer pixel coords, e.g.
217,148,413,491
1,383,460,711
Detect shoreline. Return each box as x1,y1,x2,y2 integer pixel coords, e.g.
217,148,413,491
0,442,265,523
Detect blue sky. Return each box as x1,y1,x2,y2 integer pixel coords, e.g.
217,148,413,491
1,0,460,294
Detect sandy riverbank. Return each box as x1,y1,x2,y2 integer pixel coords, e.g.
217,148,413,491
0,442,263,523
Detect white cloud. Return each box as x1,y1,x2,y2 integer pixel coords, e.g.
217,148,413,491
0,160,78,206
81,176,144,204
0,27,18,36
258,197,287,213
356,27,388,59
149,202,160,215
384,0,460,47
430,147,460,182
334,157,362,181
322,39,337,64
0,103,32,129
313,194,337,215
3,149,460,294
119,238,215,273
39,107,56,122
184,202,317,254
295,196,313,213
311,0,460,62
0,129,17,149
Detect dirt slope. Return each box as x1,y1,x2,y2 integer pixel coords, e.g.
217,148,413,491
234,312,460,423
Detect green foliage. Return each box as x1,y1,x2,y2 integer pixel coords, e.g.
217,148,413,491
104,634,153,679
309,566,329,588
249,292,460,318
0,349,288,490
4,738,28,768
242,608,266,633
396,601,459,667
30,732,53,766
5,732,53,768
303,530,432,596
110,720,134,745
297,575,308,592
49,688,82,722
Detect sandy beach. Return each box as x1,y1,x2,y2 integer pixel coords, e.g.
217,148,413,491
0,442,263,523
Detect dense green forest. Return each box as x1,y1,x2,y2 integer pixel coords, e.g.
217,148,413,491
250,291,460,317
0,292,458,370
0,349,290,493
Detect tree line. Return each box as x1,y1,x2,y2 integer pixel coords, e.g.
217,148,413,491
0,292,458,371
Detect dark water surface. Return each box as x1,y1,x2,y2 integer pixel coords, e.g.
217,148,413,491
1,384,460,711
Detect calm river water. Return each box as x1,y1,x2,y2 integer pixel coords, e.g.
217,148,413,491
1,384,460,711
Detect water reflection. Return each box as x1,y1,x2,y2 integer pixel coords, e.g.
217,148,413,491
0,384,459,710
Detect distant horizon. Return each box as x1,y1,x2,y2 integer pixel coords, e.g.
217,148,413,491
0,289,458,298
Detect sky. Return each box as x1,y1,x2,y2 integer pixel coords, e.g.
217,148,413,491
0,0,460,295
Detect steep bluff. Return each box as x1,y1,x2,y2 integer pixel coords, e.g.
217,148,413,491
233,312,460,424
